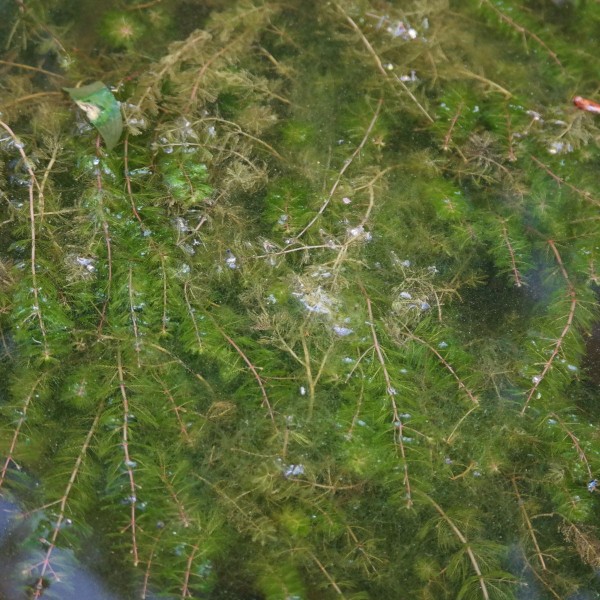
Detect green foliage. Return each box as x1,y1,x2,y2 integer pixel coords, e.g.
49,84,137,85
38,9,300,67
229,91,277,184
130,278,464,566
100,11,145,50
2,0,600,599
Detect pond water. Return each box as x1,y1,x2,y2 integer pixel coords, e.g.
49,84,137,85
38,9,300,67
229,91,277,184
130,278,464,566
1,0,600,598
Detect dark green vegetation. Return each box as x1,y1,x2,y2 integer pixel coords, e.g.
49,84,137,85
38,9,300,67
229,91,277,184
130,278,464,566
1,0,600,598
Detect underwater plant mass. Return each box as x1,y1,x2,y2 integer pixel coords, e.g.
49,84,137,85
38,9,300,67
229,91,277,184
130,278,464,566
2,0,600,598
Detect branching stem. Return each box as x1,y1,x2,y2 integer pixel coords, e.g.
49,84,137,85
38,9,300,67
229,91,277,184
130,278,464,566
129,266,142,367
217,326,277,425
531,155,600,208
402,330,479,405
512,476,548,571
117,350,139,566
157,377,192,444
361,285,412,508
521,240,576,415
124,135,144,227
337,6,434,122
500,220,523,287
309,552,347,597
159,461,192,528
549,412,592,479
32,406,103,598
96,136,113,334
181,541,200,599
0,377,43,490
424,494,490,600
292,98,382,241
443,104,463,151
0,119,47,354
479,0,561,66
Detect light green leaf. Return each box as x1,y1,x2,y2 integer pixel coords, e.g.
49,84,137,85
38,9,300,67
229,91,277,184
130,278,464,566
64,81,123,151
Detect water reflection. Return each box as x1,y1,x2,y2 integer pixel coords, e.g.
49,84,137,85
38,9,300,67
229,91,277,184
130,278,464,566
0,495,161,600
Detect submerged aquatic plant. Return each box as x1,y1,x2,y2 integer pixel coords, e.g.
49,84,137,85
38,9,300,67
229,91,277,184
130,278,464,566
100,11,145,49
1,0,600,598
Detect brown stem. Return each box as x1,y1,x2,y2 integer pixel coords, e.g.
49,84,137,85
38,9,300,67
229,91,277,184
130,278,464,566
0,119,47,354
512,476,547,571
123,135,144,227
33,405,103,597
0,377,43,489
117,350,139,566
159,255,169,336
185,39,239,112
96,136,113,334
549,412,593,479
521,552,562,600
443,104,463,151
141,532,163,599
403,331,479,405
293,98,383,241
218,327,277,426
128,266,142,367
426,495,490,600
182,281,204,352
0,59,66,78
337,5,434,123
309,552,347,597
505,108,517,162
181,542,200,598
159,461,192,528
157,377,192,444
530,155,600,208
500,220,523,287
521,240,576,415
1,91,63,110
361,285,413,508
480,0,561,66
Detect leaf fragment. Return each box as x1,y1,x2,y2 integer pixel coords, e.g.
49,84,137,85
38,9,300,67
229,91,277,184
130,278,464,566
64,81,123,151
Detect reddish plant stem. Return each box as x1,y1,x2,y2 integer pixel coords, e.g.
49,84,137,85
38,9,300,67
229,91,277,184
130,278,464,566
531,155,600,208
96,136,113,333
505,108,517,162
550,412,593,479
480,0,561,66
157,378,192,444
181,542,200,599
521,240,576,415
183,282,204,351
522,552,562,600
33,406,103,598
185,39,238,112
141,532,163,599
511,476,547,571
0,119,47,354
128,266,142,367
361,286,412,508
406,332,479,405
443,104,462,151
426,495,490,600
0,378,42,489
160,256,169,336
500,220,523,287
309,552,346,597
293,98,382,241
117,350,139,566
123,135,144,227
159,463,191,528
218,327,276,425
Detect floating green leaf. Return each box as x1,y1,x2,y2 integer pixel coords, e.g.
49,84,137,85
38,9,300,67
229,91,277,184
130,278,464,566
64,81,123,151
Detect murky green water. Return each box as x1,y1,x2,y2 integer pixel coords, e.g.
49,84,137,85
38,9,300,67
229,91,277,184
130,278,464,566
1,0,600,598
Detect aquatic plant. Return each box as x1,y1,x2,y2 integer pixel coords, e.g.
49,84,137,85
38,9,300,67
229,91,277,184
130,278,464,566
1,0,600,598
100,11,145,49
